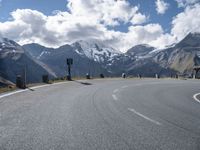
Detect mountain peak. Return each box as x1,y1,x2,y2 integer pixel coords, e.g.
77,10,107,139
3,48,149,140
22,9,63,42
176,32,200,48
127,44,155,54
71,40,121,62
73,40,118,52
0,37,24,53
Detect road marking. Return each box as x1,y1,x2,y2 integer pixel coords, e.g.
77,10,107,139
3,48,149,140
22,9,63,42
112,94,118,101
122,85,128,89
128,108,161,126
0,81,69,99
193,93,200,104
31,84,50,90
0,89,28,99
113,89,119,93
31,81,69,90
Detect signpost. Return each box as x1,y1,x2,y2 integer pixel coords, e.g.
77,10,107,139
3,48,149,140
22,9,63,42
66,58,73,80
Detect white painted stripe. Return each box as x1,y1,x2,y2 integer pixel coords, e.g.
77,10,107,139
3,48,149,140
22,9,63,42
122,85,128,89
112,94,118,101
31,81,69,90
128,108,161,126
0,89,28,99
113,89,119,93
0,81,69,99
193,93,200,104
31,84,50,90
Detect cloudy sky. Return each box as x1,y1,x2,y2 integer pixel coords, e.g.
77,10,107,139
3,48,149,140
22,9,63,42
0,0,200,52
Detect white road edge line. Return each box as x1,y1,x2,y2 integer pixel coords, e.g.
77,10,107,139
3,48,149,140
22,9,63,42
0,89,28,99
113,89,119,93
128,108,161,126
193,93,200,104
0,81,69,99
112,94,118,101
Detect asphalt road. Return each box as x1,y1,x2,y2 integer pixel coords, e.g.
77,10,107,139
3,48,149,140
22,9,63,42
0,78,200,150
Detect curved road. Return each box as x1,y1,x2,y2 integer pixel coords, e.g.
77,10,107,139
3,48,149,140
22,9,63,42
0,79,200,149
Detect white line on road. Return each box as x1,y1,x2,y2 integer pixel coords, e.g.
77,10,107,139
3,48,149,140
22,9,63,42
193,93,200,104
113,89,119,93
0,89,28,99
128,108,161,126
112,94,118,101
0,81,69,100
122,85,128,89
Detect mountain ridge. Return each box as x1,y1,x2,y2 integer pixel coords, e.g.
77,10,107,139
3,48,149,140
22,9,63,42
1,32,200,85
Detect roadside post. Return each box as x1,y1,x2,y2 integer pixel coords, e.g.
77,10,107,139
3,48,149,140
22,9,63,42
42,75,49,83
16,75,25,89
155,74,159,79
100,74,104,78
86,73,90,79
66,58,73,80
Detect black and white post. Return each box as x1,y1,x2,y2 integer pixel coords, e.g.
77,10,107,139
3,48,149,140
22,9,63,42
66,58,73,80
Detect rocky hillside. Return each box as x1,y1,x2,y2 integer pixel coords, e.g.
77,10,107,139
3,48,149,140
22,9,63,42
153,33,200,75
0,38,56,83
1,32,200,84
23,42,110,77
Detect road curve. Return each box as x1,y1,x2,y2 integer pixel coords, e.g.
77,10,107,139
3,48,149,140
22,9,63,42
0,79,200,150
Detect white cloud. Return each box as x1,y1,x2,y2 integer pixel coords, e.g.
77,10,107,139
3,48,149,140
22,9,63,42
131,13,148,25
155,0,169,14
0,8,171,52
67,0,147,26
175,0,200,7
0,9,61,46
0,0,154,52
171,3,200,41
2,0,200,53
109,24,173,51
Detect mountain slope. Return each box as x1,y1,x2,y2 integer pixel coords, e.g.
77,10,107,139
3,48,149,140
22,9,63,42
71,40,121,63
0,38,56,83
153,33,200,74
0,76,14,87
17,33,200,78
24,43,110,77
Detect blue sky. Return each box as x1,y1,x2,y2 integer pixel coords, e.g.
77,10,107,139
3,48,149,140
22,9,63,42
0,0,182,32
0,0,200,51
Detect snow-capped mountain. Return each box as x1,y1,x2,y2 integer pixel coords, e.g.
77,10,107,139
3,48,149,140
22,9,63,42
152,33,200,74
23,40,122,78
24,43,110,77
2,32,200,85
0,38,56,83
71,40,121,63
0,38,24,60
105,44,174,76
0,38,23,51
24,34,200,78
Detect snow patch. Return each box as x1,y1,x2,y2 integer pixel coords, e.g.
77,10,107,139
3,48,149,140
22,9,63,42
72,40,121,62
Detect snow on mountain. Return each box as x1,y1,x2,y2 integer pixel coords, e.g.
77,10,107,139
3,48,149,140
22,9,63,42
0,38,57,83
152,33,200,74
0,38,25,60
16,32,200,78
0,38,23,51
71,40,121,62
